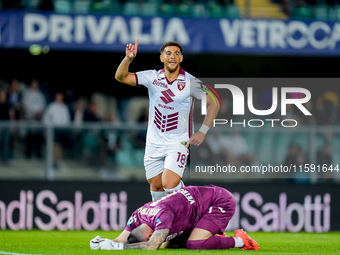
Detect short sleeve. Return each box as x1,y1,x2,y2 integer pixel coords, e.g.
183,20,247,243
191,78,206,100
136,70,156,88
124,210,140,232
153,210,175,231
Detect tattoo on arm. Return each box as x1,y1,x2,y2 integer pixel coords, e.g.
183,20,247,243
124,229,170,250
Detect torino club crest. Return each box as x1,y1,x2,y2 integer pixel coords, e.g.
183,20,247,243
177,81,186,91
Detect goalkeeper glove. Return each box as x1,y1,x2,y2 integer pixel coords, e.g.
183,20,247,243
90,236,124,250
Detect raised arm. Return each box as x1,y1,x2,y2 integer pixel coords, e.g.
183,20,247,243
115,38,139,86
124,229,170,250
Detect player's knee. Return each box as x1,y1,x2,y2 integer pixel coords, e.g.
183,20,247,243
162,181,178,190
186,240,206,250
149,184,163,191
148,178,163,191
162,177,184,190
163,180,184,193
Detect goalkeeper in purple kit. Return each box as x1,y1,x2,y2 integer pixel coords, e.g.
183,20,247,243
90,185,259,250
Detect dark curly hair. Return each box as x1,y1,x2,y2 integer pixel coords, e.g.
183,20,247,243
160,41,183,54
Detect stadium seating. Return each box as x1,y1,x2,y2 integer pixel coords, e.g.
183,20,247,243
124,96,149,123
32,0,243,18
235,0,286,19
291,6,313,20
90,92,121,122
257,132,275,165
3,0,340,21
73,0,91,14
293,132,310,152
140,2,159,16
225,4,241,19
115,133,136,167
91,0,120,14
331,137,340,166
159,3,175,17
192,3,207,18
26,0,42,10
54,0,72,13
177,2,193,17
274,132,291,165
313,4,329,21
122,1,139,16
329,5,340,21
291,3,340,21
316,134,325,151
243,131,255,152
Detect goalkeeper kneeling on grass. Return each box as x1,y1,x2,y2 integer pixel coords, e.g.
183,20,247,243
90,185,259,251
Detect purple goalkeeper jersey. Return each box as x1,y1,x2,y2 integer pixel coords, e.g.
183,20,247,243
125,185,234,241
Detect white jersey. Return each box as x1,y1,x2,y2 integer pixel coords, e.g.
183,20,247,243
136,68,205,147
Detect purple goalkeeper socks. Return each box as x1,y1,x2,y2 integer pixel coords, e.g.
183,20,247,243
186,236,235,250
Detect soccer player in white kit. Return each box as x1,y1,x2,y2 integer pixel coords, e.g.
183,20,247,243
115,39,219,201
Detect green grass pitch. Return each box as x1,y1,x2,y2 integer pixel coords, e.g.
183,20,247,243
0,230,339,255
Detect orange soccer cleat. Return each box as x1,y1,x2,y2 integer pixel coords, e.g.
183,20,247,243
234,229,259,250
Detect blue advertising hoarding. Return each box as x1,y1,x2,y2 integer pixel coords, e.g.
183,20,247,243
0,10,340,56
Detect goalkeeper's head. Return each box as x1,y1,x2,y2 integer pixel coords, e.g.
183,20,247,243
127,223,154,244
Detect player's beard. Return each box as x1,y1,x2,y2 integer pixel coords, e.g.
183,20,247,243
165,62,180,73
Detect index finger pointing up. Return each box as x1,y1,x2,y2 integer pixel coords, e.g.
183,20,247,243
135,38,139,50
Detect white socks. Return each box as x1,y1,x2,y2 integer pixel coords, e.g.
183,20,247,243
164,180,185,195
151,180,185,200
234,237,245,248
150,190,166,201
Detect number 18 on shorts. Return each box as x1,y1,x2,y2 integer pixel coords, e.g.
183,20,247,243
144,144,189,180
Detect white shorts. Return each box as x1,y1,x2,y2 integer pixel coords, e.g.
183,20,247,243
144,144,189,180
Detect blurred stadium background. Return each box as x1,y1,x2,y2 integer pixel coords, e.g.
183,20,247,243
0,0,340,234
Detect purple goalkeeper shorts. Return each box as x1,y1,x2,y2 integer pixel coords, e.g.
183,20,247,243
194,187,236,235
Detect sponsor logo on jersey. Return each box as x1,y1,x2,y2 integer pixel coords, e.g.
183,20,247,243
179,189,195,204
155,218,162,226
152,79,168,88
177,81,186,91
160,89,175,104
127,216,137,226
154,107,179,132
158,103,174,110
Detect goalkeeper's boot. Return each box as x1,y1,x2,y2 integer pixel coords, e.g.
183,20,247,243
234,229,259,250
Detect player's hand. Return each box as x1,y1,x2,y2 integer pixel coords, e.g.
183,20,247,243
126,38,139,60
100,240,124,250
90,236,105,250
186,132,206,147
90,236,124,250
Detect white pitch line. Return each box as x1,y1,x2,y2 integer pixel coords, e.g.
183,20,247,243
0,251,44,255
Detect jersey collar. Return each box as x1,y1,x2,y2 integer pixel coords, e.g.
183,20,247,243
158,67,186,83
